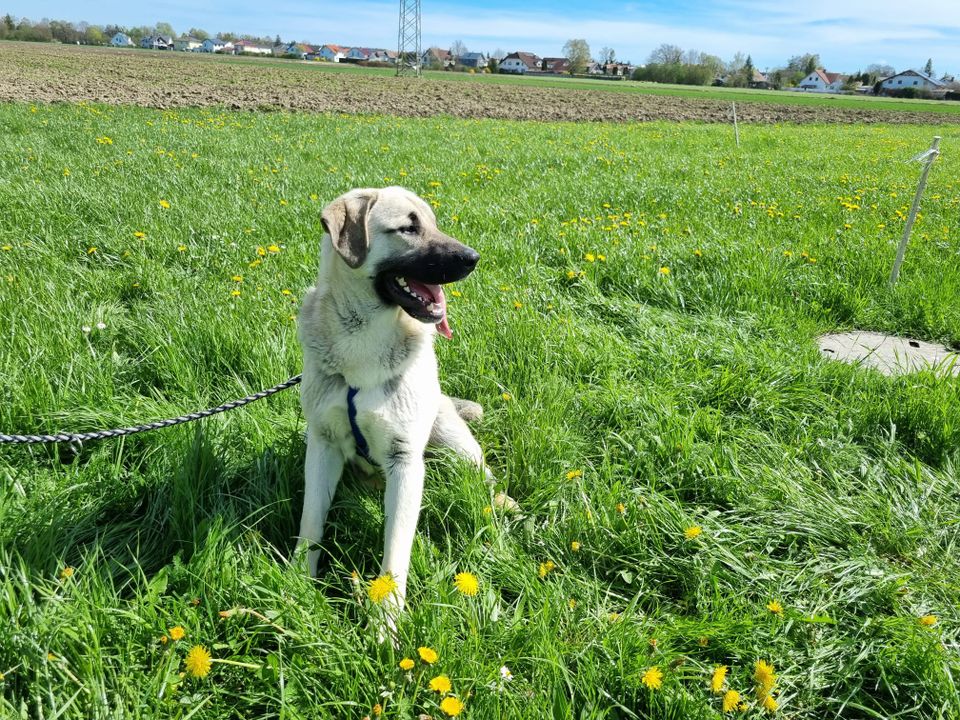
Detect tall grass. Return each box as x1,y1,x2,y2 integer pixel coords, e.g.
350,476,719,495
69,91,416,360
0,102,958,718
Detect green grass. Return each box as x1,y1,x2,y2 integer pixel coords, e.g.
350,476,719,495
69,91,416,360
1,102,959,719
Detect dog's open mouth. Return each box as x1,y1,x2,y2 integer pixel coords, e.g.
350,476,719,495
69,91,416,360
380,275,452,338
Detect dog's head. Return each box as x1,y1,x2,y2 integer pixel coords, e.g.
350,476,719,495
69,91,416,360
320,187,479,339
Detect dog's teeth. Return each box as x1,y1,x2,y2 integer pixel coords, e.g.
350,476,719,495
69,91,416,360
397,277,408,288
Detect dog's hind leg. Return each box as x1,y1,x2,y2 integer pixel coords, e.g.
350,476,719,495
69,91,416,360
297,426,345,577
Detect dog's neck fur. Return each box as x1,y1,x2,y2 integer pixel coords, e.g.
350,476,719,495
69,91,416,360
300,240,435,389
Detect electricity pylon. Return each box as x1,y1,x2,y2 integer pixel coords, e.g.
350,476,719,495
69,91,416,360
396,0,421,77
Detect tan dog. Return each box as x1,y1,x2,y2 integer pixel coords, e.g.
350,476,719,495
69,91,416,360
296,187,495,619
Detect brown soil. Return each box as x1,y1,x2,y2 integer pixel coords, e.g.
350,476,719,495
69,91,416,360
1,42,958,125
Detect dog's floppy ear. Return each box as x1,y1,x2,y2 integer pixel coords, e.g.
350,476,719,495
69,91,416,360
321,190,378,268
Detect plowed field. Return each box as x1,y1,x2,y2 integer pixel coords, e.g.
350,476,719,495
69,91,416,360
2,41,959,124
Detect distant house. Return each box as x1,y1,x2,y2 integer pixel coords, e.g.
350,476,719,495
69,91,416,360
110,32,134,47
233,40,272,56
174,36,202,52
200,38,233,53
749,69,771,89
279,43,313,59
140,35,173,50
460,52,488,69
798,68,845,92
541,57,569,74
370,49,397,64
346,47,372,62
879,69,946,94
421,47,453,68
319,44,348,62
499,51,541,74
602,62,632,77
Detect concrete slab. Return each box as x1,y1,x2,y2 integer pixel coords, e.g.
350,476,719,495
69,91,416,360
817,331,959,377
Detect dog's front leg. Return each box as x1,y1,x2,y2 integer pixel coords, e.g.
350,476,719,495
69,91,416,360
297,426,344,577
380,449,425,615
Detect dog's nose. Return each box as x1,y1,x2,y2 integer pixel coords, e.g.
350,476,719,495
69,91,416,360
460,247,480,271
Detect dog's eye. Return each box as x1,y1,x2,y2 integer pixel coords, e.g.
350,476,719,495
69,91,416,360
394,225,418,235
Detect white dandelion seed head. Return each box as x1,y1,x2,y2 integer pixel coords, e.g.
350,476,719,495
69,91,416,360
81,326,91,333
95,322,106,330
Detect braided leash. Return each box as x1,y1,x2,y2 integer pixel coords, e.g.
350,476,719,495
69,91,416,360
0,374,302,446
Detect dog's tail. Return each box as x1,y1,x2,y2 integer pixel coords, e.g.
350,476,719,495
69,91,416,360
450,396,484,423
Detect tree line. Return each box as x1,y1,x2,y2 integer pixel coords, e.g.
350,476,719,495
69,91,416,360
0,14,286,48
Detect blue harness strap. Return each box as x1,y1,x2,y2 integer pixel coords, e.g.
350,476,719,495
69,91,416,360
346,386,375,465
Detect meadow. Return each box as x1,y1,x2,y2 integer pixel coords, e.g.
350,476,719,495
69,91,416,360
0,101,959,719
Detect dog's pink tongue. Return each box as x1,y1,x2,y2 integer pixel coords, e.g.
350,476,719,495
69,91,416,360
434,287,451,339
406,280,452,339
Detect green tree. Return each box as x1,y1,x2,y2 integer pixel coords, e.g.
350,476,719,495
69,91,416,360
155,21,175,38
188,27,209,41
923,58,934,76
563,38,591,75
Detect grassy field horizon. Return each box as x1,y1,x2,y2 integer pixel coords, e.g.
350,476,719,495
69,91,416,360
0,99,958,718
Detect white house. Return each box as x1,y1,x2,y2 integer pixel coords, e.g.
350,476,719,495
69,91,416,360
174,36,202,52
110,32,134,47
233,40,272,56
319,44,348,62
499,51,540,74
879,69,946,94
347,47,372,62
798,69,846,92
200,38,233,53
140,35,173,50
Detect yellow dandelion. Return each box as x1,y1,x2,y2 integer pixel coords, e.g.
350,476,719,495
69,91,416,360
659,266,671,275
538,560,556,578
256,246,267,256
450,289,462,297
429,674,452,694
684,525,702,540
63,168,70,176
513,301,522,309
754,660,776,693
177,244,187,252
159,199,170,209
454,572,479,597
919,614,938,626
232,275,243,282
59,566,74,579
767,600,783,616
281,289,292,296
585,253,596,262
184,645,212,678
568,598,577,610
641,666,663,690
87,247,97,255
566,469,583,480
399,657,415,671
133,231,146,239
418,646,439,664
597,254,606,262
616,502,626,514
711,665,728,693
168,626,185,641
608,612,621,622
762,694,778,712
722,689,741,713
570,541,581,552
698,636,710,647
501,392,512,401
368,574,398,604
47,652,57,661
267,244,281,253
231,289,241,297
440,696,465,716
159,635,169,644
694,248,703,257
372,703,383,716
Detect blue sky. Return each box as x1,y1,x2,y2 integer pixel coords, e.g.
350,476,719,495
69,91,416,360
6,0,960,74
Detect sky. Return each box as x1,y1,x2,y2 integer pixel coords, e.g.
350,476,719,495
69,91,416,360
6,0,960,74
